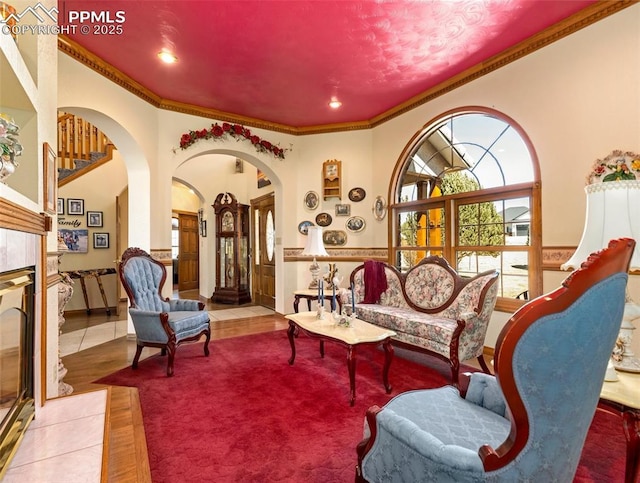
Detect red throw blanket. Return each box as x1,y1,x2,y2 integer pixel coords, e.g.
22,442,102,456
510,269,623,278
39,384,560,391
363,260,388,303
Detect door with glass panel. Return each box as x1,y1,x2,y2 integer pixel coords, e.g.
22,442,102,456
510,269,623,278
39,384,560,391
251,193,276,309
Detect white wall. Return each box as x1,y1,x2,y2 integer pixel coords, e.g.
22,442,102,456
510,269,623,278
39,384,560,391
57,4,640,354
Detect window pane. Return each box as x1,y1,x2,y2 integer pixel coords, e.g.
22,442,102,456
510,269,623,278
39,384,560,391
501,197,531,246
457,201,504,247
397,208,445,249
502,251,529,299
396,249,443,271
397,112,534,203
456,250,529,299
491,128,534,185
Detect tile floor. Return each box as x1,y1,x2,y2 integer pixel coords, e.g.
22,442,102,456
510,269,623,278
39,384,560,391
13,304,275,482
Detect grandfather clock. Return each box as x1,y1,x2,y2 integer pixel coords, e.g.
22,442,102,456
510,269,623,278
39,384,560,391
211,192,251,304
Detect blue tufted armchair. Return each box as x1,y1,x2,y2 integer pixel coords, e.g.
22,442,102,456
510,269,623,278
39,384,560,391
356,238,635,482
118,247,211,376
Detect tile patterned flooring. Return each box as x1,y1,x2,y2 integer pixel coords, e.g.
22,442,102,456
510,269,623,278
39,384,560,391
10,304,275,482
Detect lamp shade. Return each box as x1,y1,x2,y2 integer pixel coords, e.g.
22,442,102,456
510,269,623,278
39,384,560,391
301,226,329,257
562,181,640,271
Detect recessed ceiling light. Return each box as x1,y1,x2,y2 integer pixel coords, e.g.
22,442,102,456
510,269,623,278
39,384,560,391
157,50,178,64
329,99,342,109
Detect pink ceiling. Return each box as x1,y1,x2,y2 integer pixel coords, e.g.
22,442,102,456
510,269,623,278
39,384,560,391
58,0,597,128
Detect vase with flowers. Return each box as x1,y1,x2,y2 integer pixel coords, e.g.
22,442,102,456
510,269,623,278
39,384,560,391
0,114,22,182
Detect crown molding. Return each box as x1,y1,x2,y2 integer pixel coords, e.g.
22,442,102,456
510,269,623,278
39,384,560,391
57,1,634,136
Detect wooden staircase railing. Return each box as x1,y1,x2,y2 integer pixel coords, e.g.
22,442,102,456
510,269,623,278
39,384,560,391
57,113,115,186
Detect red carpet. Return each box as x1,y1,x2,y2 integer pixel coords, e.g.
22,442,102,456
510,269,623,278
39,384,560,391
96,330,626,482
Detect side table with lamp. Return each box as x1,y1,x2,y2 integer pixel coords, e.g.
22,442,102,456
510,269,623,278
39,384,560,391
598,371,640,483
561,151,640,483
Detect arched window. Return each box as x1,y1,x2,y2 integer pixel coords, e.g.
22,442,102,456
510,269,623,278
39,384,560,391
390,107,541,311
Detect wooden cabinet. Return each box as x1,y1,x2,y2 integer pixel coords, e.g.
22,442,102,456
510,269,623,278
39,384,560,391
211,192,251,304
322,159,341,200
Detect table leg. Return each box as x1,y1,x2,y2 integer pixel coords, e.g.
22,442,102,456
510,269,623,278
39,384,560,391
94,274,111,315
347,345,356,406
306,298,312,311
382,339,393,394
79,278,90,314
287,321,297,365
622,409,640,483
293,295,300,313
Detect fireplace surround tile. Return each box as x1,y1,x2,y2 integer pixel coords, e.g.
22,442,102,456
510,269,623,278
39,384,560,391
4,390,107,482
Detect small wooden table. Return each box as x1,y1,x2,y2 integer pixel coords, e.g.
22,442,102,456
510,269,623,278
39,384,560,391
293,289,338,313
285,311,396,406
599,370,640,483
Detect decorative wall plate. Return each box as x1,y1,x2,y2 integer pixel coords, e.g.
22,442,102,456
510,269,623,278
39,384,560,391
372,195,387,221
345,216,365,233
315,212,332,227
298,220,314,235
348,187,366,202
323,230,347,246
304,191,319,210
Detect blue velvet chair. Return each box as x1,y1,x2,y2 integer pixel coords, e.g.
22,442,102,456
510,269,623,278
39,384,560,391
118,247,211,376
356,238,635,482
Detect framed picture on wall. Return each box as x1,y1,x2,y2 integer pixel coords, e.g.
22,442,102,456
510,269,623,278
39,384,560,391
58,229,88,253
93,232,109,249
335,204,351,216
87,211,103,227
67,198,84,215
57,198,64,215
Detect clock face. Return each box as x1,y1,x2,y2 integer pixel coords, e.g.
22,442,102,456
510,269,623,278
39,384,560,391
222,211,234,231
266,210,275,262
325,164,338,178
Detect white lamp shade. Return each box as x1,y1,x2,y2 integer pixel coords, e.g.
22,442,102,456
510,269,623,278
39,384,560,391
562,181,640,271
301,226,329,257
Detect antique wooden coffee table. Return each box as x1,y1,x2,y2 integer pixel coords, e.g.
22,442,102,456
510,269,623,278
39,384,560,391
285,311,396,406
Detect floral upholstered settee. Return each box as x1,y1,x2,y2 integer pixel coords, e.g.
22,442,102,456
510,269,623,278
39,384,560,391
349,256,499,384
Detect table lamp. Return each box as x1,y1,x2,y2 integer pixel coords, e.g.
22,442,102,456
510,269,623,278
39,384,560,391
561,150,640,377
301,226,329,289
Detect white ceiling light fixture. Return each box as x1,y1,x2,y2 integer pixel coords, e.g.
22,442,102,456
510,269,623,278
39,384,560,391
157,50,178,64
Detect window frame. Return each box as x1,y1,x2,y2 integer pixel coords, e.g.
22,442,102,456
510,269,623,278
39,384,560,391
388,107,542,312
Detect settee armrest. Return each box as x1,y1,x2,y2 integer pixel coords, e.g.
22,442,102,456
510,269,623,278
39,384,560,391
458,311,477,321
168,298,202,311
464,373,507,418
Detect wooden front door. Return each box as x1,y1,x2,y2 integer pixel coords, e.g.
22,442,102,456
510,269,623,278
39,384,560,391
251,193,275,309
178,212,199,291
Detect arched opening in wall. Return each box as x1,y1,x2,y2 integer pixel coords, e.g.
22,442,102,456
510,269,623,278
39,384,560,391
390,107,542,312
171,179,202,293
56,107,149,315
174,150,280,309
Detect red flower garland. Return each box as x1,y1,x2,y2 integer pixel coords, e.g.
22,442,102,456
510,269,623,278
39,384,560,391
178,122,286,159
